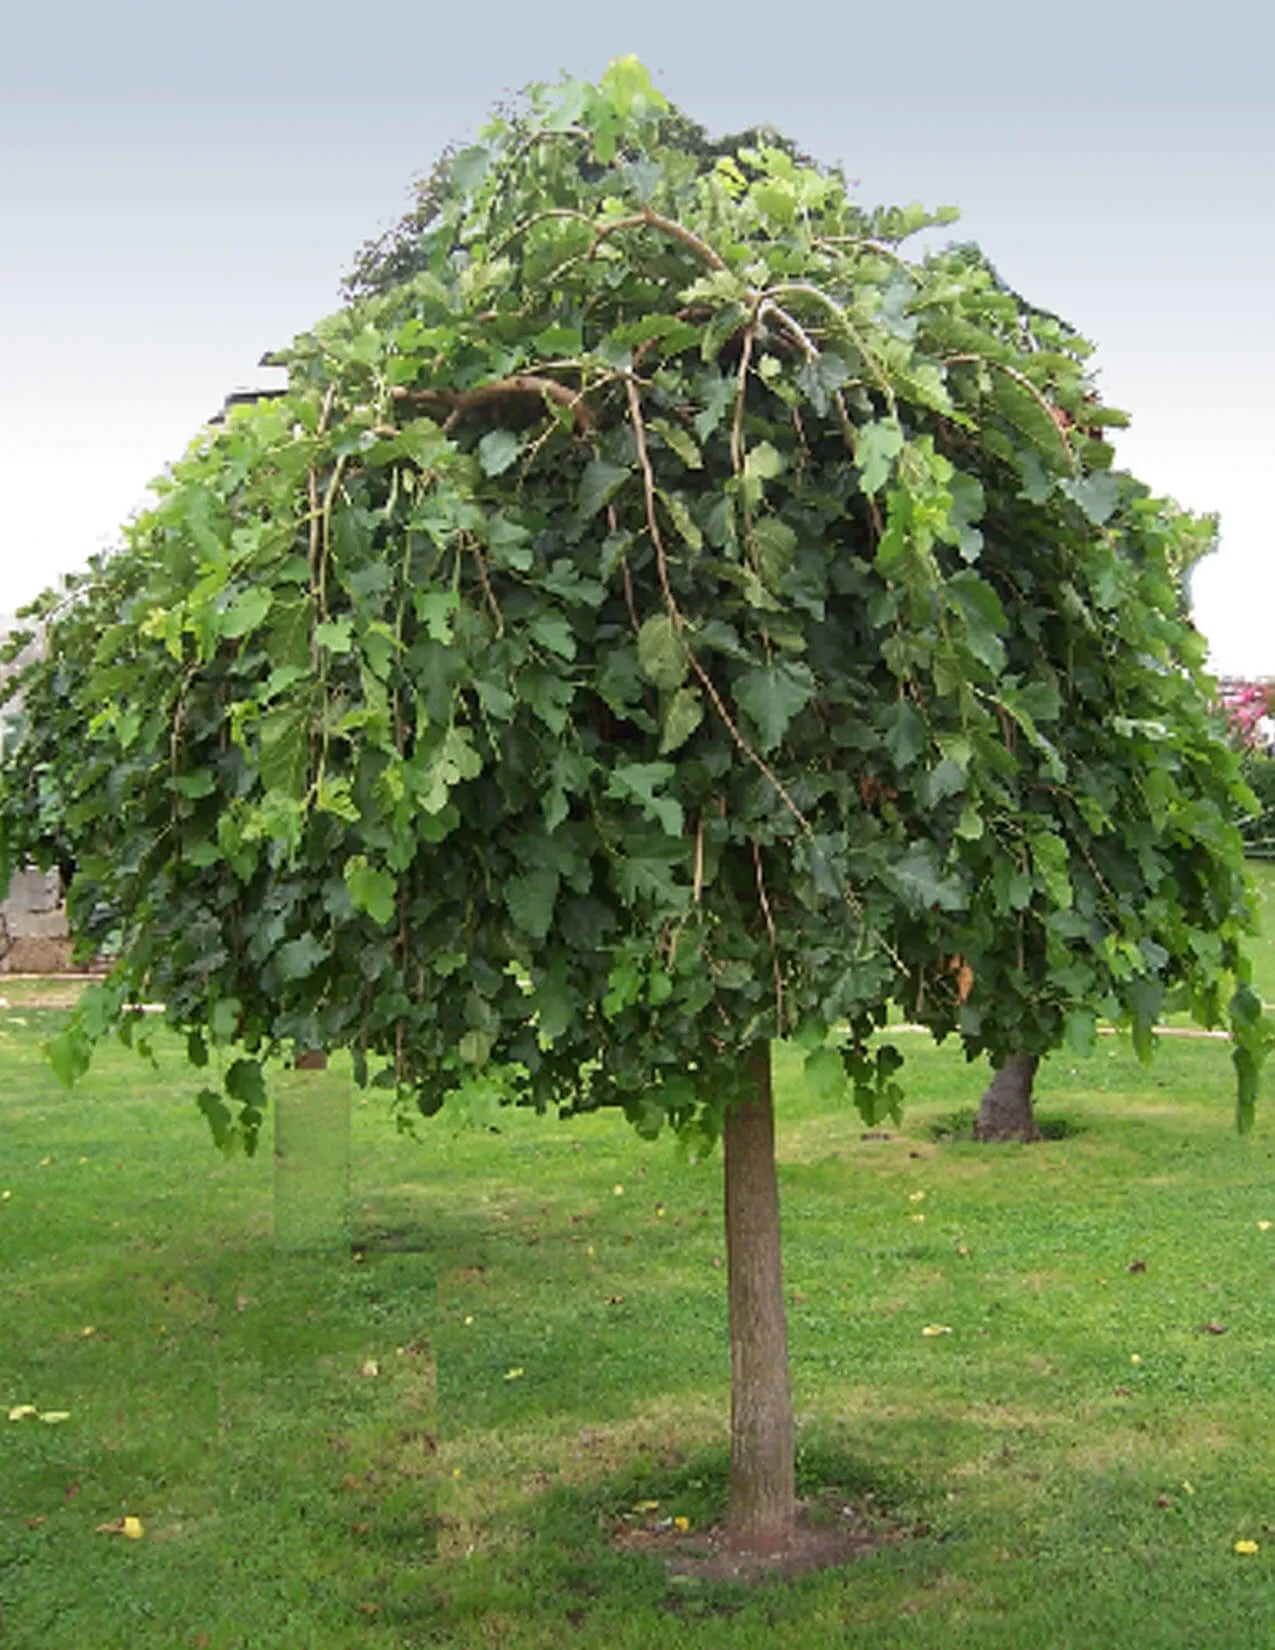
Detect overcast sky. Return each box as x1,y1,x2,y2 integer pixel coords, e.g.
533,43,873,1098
3,1,1272,673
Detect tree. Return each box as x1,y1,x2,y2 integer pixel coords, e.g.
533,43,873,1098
0,58,1265,1553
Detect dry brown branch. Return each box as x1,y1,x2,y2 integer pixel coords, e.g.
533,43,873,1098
392,376,593,435
591,206,728,272
753,842,785,1030
467,538,505,636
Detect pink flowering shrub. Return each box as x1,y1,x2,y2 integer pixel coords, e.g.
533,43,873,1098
1218,679,1274,751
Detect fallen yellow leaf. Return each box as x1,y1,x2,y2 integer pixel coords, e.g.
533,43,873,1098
1182,1481,1196,1496
504,1367,524,1381
633,1500,660,1513
360,1359,380,1378
1235,1539,1259,1555
1130,1354,1142,1366
673,1515,690,1532
908,1191,926,1203
81,1326,96,1338
95,1516,142,1538
910,1214,926,1224
921,1324,952,1337
1,1190,11,1201
8,1405,37,1421
613,1184,625,1196
1259,1221,1272,1233
39,1412,70,1424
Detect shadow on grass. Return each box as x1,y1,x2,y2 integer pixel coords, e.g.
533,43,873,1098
428,1430,939,1633
923,1108,1087,1143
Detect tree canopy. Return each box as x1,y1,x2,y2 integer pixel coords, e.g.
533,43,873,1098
1,57,1261,1144
1,53,1268,1551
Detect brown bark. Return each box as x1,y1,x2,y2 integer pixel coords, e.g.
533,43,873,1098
724,1041,797,1549
974,1052,1042,1142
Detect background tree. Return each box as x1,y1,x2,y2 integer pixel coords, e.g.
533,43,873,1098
0,58,1265,1553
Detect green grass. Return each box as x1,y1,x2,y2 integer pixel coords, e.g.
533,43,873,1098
4,870,1275,1646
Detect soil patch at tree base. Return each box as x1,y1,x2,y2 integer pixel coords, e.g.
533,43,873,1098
610,1495,917,1584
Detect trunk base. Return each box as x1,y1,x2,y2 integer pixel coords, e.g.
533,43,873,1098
724,1042,797,1549
973,1052,1042,1142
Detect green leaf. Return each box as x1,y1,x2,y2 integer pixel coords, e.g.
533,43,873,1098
344,855,397,926
196,1088,235,1152
478,429,522,476
885,843,966,913
275,934,329,982
258,704,310,799
168,769,216,800
225,1057,267,1109
607,761,684,836
753,180,796,226
752,517,796,588
659,687,704,754
804,1046,847,1103
220,587,273,641
734,661,815,751
922,759,966,806
45,1027,91,1089
743,442,783,484
795,353,850,417
855,421,904,495
315,617,354,654
210,997,241,1045
1064,1007,1098,1055
1062,472,1120,526
575,458,630,524
529,612,577,661
505,867,560,941
946,571,1008,675
449,145,490,193
658,490,703,551
650,419,702,469
1029,831,1073,909
693,372,734,439
415,589,459,643
882,699,929,769
637,614,689,692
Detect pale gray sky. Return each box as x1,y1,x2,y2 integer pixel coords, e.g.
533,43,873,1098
3,1,1272,671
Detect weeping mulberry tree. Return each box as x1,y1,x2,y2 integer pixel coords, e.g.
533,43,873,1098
0,58,1265,1551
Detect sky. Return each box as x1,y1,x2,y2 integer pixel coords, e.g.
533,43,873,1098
3,0,1272,674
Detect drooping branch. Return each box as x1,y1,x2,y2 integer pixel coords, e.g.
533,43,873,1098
942,354,1079,474
391,376,594,434
589,205,728,272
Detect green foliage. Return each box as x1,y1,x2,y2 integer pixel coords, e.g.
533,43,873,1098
0,56,1265,1145
1238,751,1275,861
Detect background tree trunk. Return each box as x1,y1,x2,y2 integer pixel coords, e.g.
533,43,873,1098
724,1040,796,1549
974,1052,1042,1142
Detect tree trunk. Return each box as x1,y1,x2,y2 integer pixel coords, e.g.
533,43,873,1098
723,1040,797,1550
974,1052,1042,1142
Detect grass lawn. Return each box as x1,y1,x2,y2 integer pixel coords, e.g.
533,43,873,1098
3,868,1275,1646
